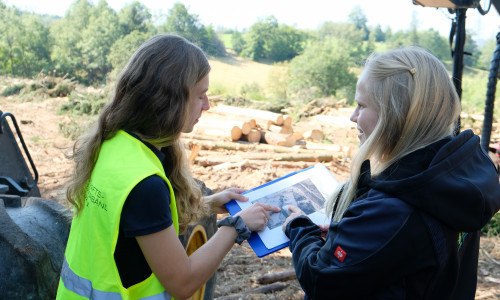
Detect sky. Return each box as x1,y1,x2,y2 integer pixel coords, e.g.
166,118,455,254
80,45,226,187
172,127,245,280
6,0,500,43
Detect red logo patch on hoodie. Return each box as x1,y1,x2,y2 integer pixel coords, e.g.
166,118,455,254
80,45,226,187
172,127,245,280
334,246,347,262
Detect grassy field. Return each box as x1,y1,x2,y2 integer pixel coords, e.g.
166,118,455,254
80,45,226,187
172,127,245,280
208,54,276,96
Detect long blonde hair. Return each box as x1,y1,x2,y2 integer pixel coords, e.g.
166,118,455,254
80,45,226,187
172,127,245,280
328,47,461,222
66,34,210,232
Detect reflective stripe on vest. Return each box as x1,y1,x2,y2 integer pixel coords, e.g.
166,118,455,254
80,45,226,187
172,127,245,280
61,257,172,300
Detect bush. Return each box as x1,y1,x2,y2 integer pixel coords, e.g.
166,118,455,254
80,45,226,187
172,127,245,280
240,82,265,100
48,79,75,97
59,119,93,140
2,83,26,96
58,90,108,116
223,95,254,107
252,97,291,114
288,39,357,101
208,82,229,96
482,213,500,237
28,70,77,98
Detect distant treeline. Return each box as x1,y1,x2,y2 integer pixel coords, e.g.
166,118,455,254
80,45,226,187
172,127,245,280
0,0,497,102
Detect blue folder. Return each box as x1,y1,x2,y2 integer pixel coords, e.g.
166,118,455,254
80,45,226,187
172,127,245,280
224,165,316,258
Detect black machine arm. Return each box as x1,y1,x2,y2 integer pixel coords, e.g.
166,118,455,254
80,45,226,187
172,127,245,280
0,111,39,193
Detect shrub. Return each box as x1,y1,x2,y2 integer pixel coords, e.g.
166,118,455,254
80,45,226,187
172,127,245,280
240,82,265,100
32,70,77,98
48,79,76,97
223,95,254,107
208,82,228,96
2,83,26,96
58,90,108,116
253,97,291,114
482,213,500,237
59,119,93,140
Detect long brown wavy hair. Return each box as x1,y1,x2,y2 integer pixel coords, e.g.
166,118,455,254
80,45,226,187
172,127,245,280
66,34,210,232
327,47,461,222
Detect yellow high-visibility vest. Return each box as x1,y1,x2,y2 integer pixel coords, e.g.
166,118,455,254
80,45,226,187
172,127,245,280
57,130,178,299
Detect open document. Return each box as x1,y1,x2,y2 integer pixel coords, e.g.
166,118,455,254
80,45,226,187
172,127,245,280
225,163,340,257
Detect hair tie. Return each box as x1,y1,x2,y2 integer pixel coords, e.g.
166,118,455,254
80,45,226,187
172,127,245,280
409,68,417,76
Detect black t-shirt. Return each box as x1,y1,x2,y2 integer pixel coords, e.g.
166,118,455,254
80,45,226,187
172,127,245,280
113,136,173,288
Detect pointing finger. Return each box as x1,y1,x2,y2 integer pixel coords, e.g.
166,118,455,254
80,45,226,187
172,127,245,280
288,205,303,214
259,203,281,213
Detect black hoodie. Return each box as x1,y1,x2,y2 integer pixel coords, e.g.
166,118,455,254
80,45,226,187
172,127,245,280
285,130,500,300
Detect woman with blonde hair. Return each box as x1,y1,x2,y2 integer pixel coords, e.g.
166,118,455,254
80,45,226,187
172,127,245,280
283,47,500,299
57,34,279,300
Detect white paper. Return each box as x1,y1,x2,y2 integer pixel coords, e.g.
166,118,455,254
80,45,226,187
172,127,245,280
235,163,340,249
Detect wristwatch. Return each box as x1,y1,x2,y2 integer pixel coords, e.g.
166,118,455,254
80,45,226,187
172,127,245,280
216,215,252,245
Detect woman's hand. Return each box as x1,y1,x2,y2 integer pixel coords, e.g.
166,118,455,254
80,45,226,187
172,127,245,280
237,203,281,232
204,187,249,214
282,205,306,232
318,224,329,239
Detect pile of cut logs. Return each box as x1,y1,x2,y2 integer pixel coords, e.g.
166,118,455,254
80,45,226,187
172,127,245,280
182,104,353,173
192,104,323,147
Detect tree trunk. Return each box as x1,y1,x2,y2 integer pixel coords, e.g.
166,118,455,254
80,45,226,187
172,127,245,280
257,269,296,284
303,129,324,141
240,129,262,143
263,131,296,147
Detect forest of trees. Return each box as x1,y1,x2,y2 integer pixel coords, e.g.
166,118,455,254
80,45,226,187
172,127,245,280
0,0,497,103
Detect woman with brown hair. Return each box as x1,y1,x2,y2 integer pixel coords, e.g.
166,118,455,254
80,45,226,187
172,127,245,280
57,34,279,300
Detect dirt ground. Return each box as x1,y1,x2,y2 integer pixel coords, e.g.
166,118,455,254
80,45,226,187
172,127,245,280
1,93,499,299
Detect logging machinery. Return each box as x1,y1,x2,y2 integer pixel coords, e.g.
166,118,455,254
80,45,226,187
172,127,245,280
414,0,500,172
